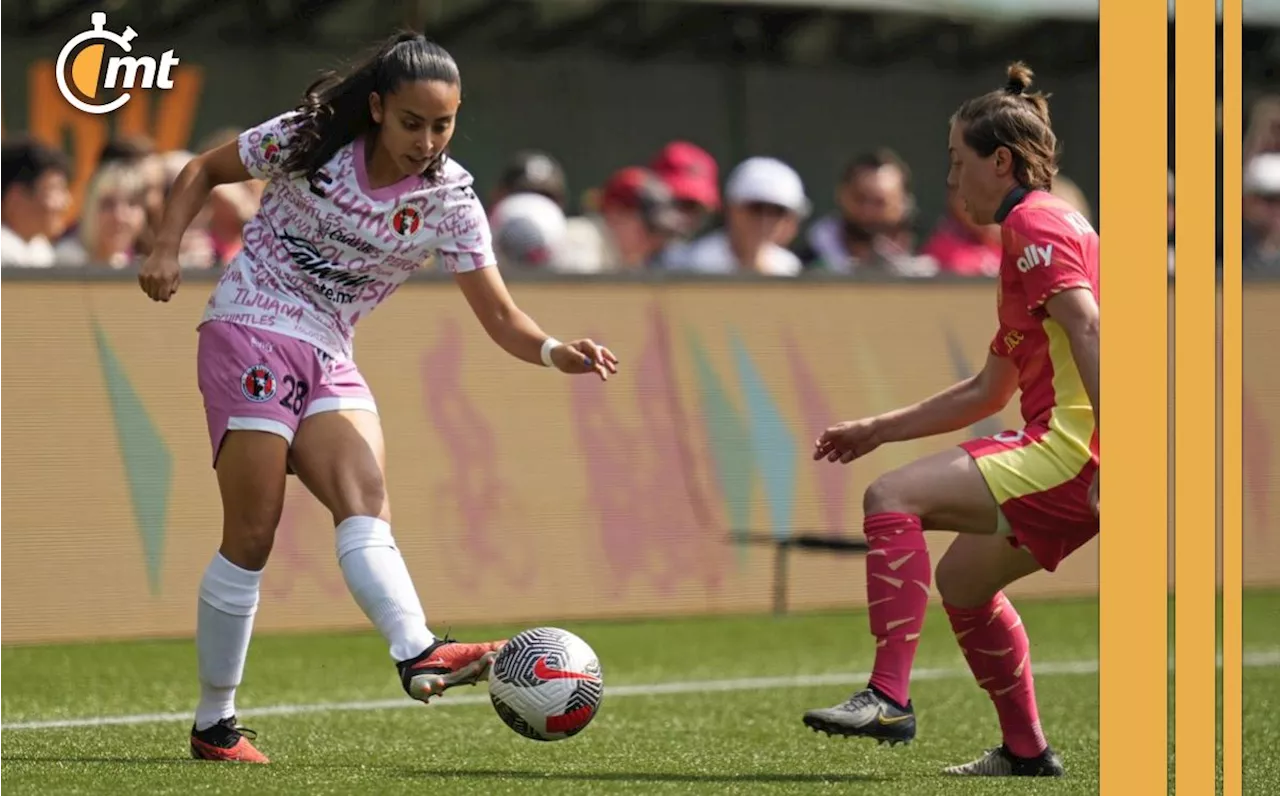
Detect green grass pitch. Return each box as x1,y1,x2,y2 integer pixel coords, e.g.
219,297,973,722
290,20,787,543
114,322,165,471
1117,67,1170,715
3,592,1277,795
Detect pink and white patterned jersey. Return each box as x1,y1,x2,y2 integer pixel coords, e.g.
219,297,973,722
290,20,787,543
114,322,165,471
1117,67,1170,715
200,112,496,360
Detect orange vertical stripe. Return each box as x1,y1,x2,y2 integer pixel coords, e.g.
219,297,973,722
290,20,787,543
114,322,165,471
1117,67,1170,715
1099,0,1170,793
1221,1,1243,794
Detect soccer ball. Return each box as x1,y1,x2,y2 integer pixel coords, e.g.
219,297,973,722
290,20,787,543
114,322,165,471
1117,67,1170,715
488,627,603,741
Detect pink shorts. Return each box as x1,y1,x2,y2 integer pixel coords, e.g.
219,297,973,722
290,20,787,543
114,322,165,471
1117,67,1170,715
196,321,377,466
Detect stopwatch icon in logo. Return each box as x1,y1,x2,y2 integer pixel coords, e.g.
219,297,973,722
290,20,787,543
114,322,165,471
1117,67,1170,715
56,12,180,115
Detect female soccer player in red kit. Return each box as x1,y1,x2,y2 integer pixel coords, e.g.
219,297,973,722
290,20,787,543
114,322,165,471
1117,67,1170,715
138,33,617,763
802,63,1099,778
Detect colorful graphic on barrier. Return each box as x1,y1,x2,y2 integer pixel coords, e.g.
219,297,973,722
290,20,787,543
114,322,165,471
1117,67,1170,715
421,316,538,591
3,281,1273,644
1245,388,1272,555
784,329,849,538
93,318,173,596
568,306,729,595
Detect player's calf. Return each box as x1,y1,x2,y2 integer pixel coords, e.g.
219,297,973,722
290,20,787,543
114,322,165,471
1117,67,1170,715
944,591,1050,760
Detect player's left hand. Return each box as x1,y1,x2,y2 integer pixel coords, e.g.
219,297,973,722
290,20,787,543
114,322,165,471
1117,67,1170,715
1088,470,1099,517
551,339,619,381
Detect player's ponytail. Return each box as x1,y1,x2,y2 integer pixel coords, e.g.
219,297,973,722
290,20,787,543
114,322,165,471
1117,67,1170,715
282,32,460,184
1004,61,1033,96
1002,61,1053,130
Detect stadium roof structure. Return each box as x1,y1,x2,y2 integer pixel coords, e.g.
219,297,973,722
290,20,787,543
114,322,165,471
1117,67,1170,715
2,0,1277,81
0,0,1100,69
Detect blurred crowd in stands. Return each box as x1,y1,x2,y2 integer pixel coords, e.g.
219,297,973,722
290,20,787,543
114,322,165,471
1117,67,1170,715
4,95,1278,276
1243,96,1280,273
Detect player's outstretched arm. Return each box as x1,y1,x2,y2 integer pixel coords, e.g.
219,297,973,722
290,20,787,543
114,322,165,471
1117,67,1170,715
139,142,254,302
1044,288,1100,436
873,352,1019,443
453,266,619,381
814,354,1018,464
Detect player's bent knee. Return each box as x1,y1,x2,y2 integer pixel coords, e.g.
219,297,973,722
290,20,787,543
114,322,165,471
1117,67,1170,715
863,472,918,517
220,519,279,571
219,494,284,570
329,469,390,525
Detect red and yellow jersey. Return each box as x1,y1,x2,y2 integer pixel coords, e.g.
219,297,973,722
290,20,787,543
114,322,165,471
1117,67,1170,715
990,190,1098,451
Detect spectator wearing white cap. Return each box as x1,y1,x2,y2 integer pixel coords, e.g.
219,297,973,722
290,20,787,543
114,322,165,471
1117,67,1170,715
1244,153,1280,272
668,156,808,276
489,192,567,269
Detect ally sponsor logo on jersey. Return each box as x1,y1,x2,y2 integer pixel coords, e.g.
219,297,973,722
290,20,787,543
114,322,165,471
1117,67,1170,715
56,13,181,115
1016,211,1093,273
1015,243,1054,273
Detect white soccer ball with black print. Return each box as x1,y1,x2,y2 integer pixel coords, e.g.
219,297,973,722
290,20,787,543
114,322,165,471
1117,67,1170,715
488,627,603,741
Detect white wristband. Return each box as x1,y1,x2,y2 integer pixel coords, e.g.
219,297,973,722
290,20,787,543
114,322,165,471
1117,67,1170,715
540,337,561,368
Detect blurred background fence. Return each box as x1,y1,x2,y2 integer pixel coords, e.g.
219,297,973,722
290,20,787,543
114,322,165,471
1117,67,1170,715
3,0,1279,643
6,0,1122,229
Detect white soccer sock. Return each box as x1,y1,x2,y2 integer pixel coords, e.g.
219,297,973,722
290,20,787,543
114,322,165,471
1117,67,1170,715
335,516,434,662
195,553,261,731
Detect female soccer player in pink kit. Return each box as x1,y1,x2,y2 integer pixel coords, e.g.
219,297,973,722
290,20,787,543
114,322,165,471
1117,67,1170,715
802,63,1099,778
138,33,618,763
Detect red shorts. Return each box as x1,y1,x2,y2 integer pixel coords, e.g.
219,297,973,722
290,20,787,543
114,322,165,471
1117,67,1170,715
960,422,1098,572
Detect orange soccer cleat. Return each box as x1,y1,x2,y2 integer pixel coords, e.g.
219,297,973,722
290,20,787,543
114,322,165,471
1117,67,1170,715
189,717,270,763
397,636,506,703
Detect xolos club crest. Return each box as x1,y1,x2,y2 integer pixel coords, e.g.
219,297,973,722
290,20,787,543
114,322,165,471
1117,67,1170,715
240,364,277,402
389,203,423,240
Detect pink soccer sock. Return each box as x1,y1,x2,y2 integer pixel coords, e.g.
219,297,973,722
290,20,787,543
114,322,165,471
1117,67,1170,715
863,512,931,707
944,592,1048,759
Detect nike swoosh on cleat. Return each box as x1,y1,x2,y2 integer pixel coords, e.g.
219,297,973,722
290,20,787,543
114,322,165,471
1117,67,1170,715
876,713,913,725
533,656,601,682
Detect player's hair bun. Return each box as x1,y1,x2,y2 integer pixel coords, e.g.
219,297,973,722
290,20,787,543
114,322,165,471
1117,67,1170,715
1004,62,1035,96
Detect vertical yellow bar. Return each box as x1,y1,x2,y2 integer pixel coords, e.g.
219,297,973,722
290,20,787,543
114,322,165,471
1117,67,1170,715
1100,0,1169,793
1220,1,1243,794
1175,0,1218,793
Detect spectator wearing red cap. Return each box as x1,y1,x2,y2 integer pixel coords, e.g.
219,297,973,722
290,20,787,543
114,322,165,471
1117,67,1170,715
668,156,807,276
650,141,720,238
558,167,683,273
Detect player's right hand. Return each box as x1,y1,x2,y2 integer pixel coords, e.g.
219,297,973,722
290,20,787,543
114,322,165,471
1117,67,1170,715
813,418,882,464
138,249,182,302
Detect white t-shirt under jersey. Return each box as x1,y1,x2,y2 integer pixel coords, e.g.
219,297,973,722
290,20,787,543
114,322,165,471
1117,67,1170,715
201,112,496,360
0,226,56,268
667,230,801,276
